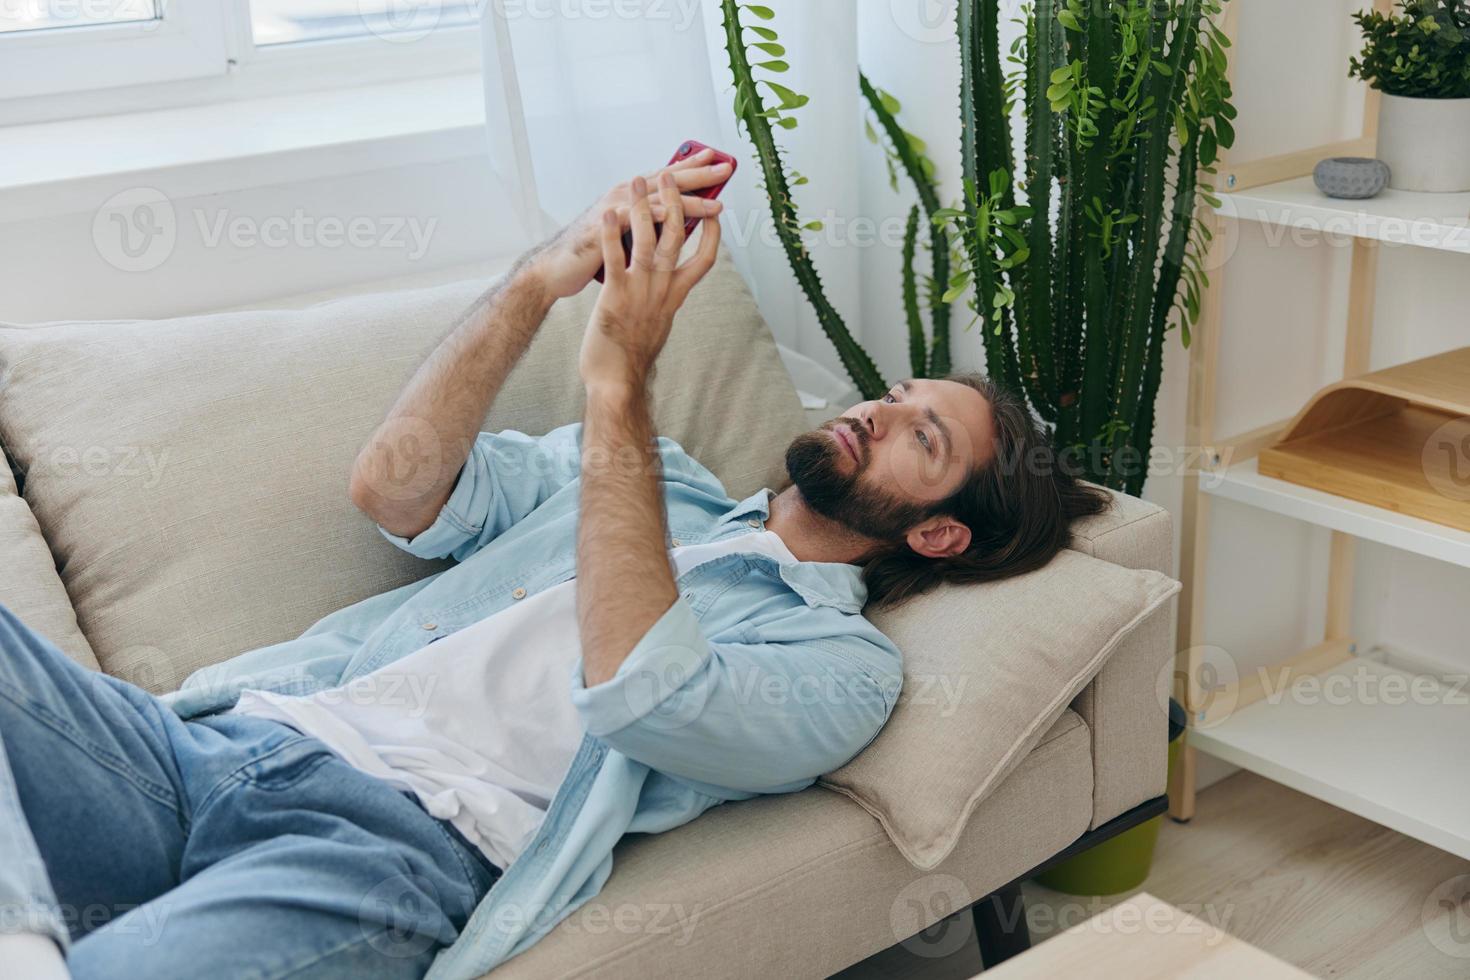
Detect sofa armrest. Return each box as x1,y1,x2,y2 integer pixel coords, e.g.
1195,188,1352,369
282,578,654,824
1067,488,1176,829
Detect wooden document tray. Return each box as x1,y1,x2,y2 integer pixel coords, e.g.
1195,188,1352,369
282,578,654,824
1259,347,1470,533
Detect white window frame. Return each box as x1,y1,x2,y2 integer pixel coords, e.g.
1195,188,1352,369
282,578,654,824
0,0,231,99
0,0,481,126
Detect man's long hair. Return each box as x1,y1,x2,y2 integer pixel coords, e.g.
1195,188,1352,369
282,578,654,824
862,373,1112,610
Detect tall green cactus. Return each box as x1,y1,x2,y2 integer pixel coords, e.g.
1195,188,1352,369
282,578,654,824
719,0,1235,494
965,0,1235,494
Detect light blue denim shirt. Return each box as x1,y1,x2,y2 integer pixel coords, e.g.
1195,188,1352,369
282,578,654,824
163,422,903,978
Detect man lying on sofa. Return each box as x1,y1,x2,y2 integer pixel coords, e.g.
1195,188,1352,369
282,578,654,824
0,149,1107,980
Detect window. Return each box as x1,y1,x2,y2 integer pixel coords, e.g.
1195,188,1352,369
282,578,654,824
0,0,480,112
251,0,478,46
1,0,158,34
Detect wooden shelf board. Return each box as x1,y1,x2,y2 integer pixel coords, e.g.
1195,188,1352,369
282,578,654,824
1202,457,1470,569
1191,656,1470,861
1217,175,1470,254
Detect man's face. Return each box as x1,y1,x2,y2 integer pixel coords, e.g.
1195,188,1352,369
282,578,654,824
784,378,995,543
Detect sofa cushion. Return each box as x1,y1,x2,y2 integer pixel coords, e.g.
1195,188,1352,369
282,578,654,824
0,253,808,692
0,455,97,669
487,710,1091,979
820,549,1178,870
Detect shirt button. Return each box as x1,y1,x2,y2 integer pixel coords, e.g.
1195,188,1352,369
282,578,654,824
421,622,437,631
746,518,760,527
670,537,682,547
511,587,527,600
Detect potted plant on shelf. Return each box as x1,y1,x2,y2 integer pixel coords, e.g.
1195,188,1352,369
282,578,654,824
1350,0,1470,192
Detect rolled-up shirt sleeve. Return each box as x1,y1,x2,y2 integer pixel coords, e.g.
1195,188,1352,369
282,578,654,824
379,422,583,561
570,598,901,794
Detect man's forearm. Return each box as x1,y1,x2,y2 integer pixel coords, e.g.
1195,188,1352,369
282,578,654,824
577,381,680,688
350,259,554,538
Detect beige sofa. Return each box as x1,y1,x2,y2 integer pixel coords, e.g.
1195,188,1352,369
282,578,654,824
0,254,1175,977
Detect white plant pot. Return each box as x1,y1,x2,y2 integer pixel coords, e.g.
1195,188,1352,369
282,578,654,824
1376,93,1470,193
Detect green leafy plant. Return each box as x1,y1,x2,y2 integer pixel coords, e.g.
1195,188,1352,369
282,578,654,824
719,0,1236,494
1350,0,1470,98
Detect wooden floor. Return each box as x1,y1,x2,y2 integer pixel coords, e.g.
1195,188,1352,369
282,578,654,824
837,770,1470,979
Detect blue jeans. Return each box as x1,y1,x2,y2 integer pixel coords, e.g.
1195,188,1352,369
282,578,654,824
0,604,500,979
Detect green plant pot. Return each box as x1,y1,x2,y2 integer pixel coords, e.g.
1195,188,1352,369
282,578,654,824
1034,703,1184,896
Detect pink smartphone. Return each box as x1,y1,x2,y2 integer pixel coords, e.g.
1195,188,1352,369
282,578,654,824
594,140,737,283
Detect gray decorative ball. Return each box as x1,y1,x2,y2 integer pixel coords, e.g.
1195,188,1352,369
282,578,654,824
1313,157,1391,200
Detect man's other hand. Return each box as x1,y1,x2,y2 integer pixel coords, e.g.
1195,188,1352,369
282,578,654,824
578,173,721,393
527,150,728,301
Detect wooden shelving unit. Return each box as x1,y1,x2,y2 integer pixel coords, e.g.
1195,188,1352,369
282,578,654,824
1171,0,1470,859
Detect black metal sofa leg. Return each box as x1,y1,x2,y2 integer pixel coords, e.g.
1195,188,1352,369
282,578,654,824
971,879,1031,968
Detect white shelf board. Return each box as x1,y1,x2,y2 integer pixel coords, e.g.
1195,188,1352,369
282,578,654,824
1217,175,1470,255
1191,656,1470,861
1202,458,1470,569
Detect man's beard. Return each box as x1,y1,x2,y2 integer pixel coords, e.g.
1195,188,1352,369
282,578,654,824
784,418,942,545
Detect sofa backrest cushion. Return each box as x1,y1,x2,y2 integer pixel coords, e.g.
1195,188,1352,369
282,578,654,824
0,455,98,669
0,253,808,692
820,548,1178,870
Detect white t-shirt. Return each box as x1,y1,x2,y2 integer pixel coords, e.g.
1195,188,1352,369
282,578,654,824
231,529,797,870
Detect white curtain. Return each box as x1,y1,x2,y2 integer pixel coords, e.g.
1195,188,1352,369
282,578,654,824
478,0,876,404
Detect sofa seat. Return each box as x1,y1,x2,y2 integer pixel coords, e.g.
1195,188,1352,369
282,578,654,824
491,710,1093,979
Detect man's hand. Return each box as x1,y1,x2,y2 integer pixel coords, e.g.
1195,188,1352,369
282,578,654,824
578,173,722,392
527,150,729,301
